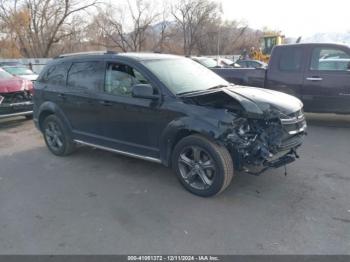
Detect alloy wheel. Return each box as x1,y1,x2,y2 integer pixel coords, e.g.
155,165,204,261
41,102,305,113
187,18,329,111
178,146,216,190
45,121,64,151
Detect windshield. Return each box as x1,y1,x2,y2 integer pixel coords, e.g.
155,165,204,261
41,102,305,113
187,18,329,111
0,69,14,79
3,66,35,76
143,58,228,95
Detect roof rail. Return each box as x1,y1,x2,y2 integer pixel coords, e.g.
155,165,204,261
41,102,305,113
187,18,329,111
54,50,117,59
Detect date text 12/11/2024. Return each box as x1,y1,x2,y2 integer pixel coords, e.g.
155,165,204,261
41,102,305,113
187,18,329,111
127,255,220,261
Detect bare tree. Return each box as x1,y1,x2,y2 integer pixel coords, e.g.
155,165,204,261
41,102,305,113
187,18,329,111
0,0,268,58
128,0,159,51
90,0,159,52
171,0,221,56
0,0,99,57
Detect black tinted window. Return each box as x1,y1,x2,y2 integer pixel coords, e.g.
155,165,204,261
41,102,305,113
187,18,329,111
279,48,302,72
105,63,149,96
40,63,68,85
67,62,105,90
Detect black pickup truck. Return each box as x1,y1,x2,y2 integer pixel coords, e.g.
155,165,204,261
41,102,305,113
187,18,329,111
212,43,350,114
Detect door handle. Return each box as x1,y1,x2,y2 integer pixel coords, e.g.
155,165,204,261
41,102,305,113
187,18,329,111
306,77,323,81
99,100,112,106
339,93,350,96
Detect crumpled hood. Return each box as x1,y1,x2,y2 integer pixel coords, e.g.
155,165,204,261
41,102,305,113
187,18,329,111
224,86,303,116
0,78,32,93
181,85,303,118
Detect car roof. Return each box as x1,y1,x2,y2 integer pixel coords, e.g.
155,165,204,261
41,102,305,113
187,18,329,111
118,52,180,60
55,52,182,63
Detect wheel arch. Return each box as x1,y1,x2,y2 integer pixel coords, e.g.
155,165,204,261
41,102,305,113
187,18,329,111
37,102,72,132
159,117,225,167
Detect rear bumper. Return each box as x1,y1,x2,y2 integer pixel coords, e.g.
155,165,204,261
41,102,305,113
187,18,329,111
0,101,33,119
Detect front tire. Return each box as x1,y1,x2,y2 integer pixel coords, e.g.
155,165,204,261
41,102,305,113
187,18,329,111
172,135,234,197
42,115,75,156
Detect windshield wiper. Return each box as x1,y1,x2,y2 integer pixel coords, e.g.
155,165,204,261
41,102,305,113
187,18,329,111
177,89,207,95
177,85,228,96
207,84,228,90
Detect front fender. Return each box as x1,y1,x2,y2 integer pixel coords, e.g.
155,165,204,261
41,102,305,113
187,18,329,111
159,116,230,166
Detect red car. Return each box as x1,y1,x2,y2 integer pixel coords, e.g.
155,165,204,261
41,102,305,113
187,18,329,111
0,68,33,119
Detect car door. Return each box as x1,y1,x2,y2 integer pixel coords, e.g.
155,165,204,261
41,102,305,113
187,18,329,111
302,45,350,113
266,46,304,97
64,60,106,136
94,61,169,159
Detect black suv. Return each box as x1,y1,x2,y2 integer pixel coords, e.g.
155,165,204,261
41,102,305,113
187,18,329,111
33,52,307,197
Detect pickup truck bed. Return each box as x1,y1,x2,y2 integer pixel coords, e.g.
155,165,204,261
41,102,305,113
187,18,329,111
212,67,265,88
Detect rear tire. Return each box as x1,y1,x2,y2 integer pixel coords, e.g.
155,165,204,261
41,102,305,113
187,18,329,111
172,134,234,197
42,115,75,156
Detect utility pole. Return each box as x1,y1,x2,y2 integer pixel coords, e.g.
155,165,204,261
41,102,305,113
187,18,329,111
217,27,221,66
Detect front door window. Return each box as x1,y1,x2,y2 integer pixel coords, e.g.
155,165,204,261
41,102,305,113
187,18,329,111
104,63,150,96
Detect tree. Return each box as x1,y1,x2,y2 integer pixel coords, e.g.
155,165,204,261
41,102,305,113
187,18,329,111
171,0,221,56
90,0,159,52
0,0,99,57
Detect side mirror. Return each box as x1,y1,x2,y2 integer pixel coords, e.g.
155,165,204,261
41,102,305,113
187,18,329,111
131,84,159,100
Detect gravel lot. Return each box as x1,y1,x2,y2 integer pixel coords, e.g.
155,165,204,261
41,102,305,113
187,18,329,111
0,114,349,254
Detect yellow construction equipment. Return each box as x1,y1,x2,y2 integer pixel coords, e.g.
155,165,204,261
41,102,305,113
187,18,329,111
262,33,285,55
250,33,285,63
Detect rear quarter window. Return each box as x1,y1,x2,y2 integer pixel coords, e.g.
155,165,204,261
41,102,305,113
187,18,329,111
38,62,69,85
278,47,302,72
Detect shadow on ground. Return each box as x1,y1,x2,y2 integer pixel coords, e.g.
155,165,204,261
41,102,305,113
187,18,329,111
305,113,350,128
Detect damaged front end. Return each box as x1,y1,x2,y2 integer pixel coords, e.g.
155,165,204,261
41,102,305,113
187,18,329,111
0,90,33,119
224,110,306,175
181,86,307,175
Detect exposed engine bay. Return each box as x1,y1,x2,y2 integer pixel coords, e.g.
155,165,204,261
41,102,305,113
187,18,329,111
182,88,307,175
224,117,305,174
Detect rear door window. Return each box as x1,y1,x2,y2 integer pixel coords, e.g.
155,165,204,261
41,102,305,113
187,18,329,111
67,61,105,91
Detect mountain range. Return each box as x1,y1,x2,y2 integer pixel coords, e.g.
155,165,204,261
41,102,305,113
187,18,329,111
301,32,350,45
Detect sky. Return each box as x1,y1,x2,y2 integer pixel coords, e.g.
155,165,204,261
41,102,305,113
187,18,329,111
216,0,350,37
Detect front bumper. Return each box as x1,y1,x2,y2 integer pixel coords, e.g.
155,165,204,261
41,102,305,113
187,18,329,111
0,101,33,119
228,109,306,175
